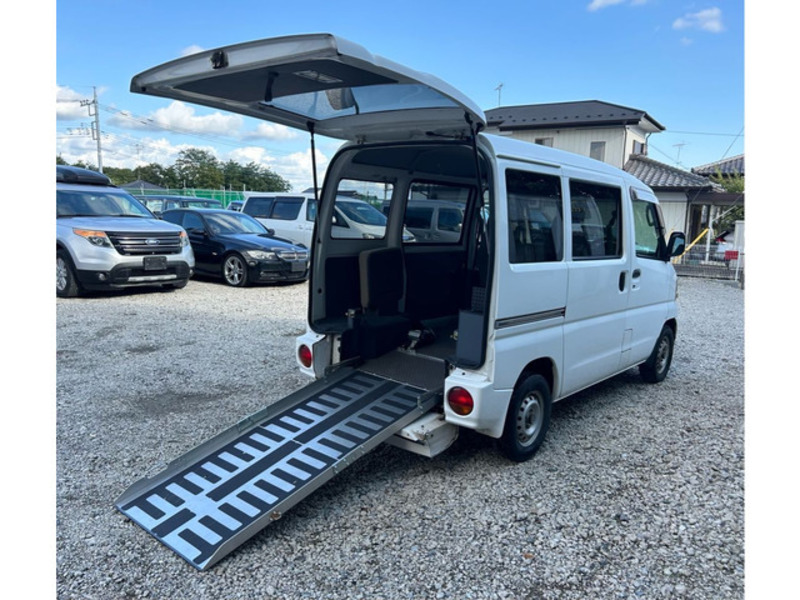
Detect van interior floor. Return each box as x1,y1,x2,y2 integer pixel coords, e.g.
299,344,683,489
359,347,450,391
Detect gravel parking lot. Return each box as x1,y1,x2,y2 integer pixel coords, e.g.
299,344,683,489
56,276,744,600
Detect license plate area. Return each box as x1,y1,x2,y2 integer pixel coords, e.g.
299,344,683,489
143,256,167,271
291,261,305,272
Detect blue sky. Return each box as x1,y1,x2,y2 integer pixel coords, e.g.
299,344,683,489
55,0,745,191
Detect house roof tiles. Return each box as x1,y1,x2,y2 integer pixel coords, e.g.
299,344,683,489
485,100,665,133
691,154,744,177
624,155,713,190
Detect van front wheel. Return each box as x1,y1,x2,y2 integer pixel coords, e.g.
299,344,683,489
499,374,552,462
639,326,675,383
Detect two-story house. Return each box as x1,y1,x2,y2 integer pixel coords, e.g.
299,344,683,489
484,100,741,241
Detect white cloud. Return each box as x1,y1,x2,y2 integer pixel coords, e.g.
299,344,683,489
242,122,299,142
588,0,626,11
673,7,725,33
56,86,91,121
180,44,205,57
587,0,649,11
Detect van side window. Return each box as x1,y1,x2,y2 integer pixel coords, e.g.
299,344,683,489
633,199,665,259
243,197,274,218
271,198,304,220
306,199,317,222
569,180,622,260
506,169,563,263
404,181,469,244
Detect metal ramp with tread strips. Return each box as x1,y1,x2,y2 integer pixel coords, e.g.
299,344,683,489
115,367,438,570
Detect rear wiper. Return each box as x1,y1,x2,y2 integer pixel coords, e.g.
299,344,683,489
57,213,97,218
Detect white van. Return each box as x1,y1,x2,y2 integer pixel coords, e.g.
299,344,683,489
120,32,690,571
130,33,686,463
241,192,408,247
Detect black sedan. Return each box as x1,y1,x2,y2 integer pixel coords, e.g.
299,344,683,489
161,209,309,286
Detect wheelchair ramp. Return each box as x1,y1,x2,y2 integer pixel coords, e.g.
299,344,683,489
115,367,438,570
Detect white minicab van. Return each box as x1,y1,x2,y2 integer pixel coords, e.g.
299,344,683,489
130,32,686,463
117,33,688,571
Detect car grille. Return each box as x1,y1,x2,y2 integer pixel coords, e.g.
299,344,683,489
277,250,309,261
107,231,183,255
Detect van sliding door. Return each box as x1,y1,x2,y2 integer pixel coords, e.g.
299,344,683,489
561,175,631,396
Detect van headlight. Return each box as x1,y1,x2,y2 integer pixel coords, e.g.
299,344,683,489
244,249,278,261
73,228,111,247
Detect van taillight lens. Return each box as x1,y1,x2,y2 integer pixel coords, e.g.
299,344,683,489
447,387,474,416
298,345,313,368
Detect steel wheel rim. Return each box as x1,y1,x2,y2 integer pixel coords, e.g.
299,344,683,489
224,256,244,285
655,337,671,374
516,392,543,447
57,256,68,292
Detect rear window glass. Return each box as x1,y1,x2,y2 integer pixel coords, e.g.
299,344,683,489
404,182,469,244
332,179,393,240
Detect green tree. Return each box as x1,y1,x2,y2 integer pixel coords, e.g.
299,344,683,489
174,148,223,189
711,168,745,233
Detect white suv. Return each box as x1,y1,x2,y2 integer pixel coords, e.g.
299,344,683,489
56,166,195,297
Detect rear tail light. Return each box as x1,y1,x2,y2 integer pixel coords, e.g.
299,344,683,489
447,387,474,416
298,344,313,368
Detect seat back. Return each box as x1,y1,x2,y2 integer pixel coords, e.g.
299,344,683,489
359,247,405,315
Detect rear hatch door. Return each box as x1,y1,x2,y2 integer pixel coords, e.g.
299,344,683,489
130,33,485,142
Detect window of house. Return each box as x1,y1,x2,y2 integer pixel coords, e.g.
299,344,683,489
590,141,606,162
633,199,665,259
535,137,554,147
569,180,622,260
506,169,563,263
633,140,647,156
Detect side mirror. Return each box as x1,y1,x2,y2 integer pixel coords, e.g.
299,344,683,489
266,228,275,236
666,232,686,260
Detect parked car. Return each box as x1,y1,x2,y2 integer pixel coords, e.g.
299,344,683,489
57,166,194,297
161,208,309,286
135,194,224,217
241,193,413,246
227,200,243,212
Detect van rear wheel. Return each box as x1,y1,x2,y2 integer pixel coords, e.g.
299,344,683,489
639,326,675,383
499,374,552,462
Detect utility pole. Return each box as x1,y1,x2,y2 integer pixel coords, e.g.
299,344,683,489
80,87,103,172
495,83,504,107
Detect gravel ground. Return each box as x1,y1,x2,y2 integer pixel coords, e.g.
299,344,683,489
56,276,744,600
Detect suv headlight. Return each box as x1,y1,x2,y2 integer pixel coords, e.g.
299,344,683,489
244,249,278,261
179,230,189,247
73,228,111,247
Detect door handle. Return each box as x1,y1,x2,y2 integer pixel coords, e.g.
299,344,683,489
632,269,641,278
619,271,626,292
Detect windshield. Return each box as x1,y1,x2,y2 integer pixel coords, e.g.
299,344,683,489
57,190,152,218
204,212,268,235
336,201,387,226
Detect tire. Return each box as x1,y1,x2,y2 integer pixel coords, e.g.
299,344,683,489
56,249,81,298
639,326,675,383
499,374,552,462
222,254,248,287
